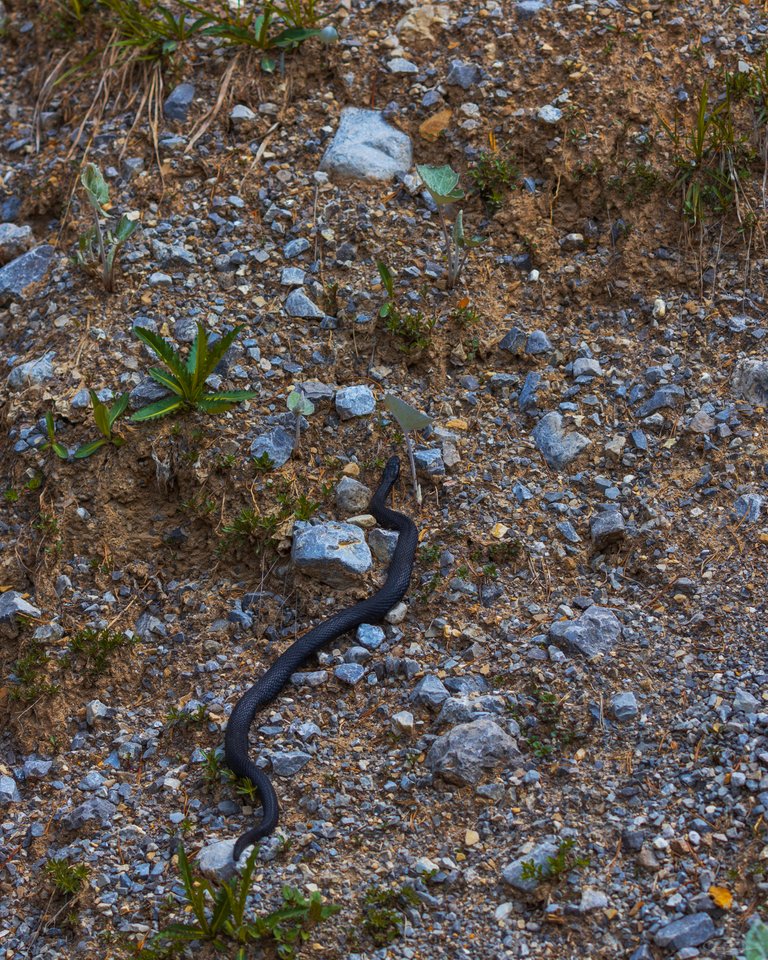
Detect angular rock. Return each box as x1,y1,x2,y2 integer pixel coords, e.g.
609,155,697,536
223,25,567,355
499,326,527,355
590,509,626,550
426,717,520,784
62,797,116,830
654,913,716,951
196,838,246,881
502,840,560,892
549,605,622,659
292,520,372,586
532,412,591,469
369,527,399,563
410,674,450,710
445,59,482,89
335,663,365,685
335,385,375,420
637,385,685,417
391,710,415,735
335,476,371,514
526,330,552,355
129,379,169,410
611,691,639,722
319,108,413,183
0,245,55,304
271,751,311,777
230,104,257,126
734,493,762,523
163,83,195,122
732,357,768,406
284,289,325,319
250,427,294,469
357,623,385,649
573,358,602,378
0,775,20,803
0,591,41,623
8,351,55,390
414,447,445,478
0,223,34,264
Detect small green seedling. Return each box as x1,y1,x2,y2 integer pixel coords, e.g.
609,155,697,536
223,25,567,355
416,164,485,289
287,388,315,450
75,391,129,459
131,323,257,421
42,412,69,460
377,261,435,352
45,858,89,897
383,394,431,505
746,920,768,960
77,162,139,292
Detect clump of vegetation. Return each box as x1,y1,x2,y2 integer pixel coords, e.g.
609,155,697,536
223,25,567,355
41,412,69,460
746,919,768,960
377,262,435,352
416,164,485,289
67,627,135,676
520,838,590,884
359,884,420,948
515,687,582,758
101,0,209,61
469,148,519,210
76,163,139,293
138,843,340,960
9,640,59,703
131,323,257,421
165,703,208,731
45,858,89,897
75,391,129,459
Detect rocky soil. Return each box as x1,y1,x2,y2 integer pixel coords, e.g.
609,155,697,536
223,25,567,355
0,0,767,958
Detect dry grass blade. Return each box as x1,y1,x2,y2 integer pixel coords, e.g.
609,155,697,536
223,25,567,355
185,52,240,154
33,50,73,153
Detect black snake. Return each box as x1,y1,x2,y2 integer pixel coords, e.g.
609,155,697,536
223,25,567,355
224,455,418,860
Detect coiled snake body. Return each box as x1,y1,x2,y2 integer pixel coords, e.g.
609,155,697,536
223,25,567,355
224,456,418,860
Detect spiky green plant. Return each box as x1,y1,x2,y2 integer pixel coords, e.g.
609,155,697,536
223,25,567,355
74,391,129,458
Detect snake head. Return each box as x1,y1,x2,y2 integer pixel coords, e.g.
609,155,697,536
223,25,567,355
381,456,401,484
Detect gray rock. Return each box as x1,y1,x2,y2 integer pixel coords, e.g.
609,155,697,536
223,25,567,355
414,448,445,478
654,913,716,951
0,775,20,803
148,271,173,286
284,238,310,258
197,838,244,881
335,385,375,419
573,357,602,378
63,797,116,830
250,427,294,469
292,521,372,586
369,528,399,563
734,493,762,523
22,759,53,779
426,717,521,785
519,371,541,411
391,710,414,735
411,674,450,710
532,412,591,469
549,605,622,658
284,288,325,319
164,83,195,122
0,245,55,303
86,700,111,725
732,357,768,406
335,476,371,514
335,663,365,685
388,57,418,73
129,378,169,410
637,385,685,417
319,108,413,183
271,751,311,777
0,223,34,264
230,104,257,125
611,691,639,722
502,840,561,892
499,327,527,355
437,695,504,726
151,239,196,267
357,623,385,649
526,330,552,355
281,267,305,287
537,105,563,124
590,509,626,550
8,351,55,390
0,591,41,622
445,59,482,89
733,688,759,713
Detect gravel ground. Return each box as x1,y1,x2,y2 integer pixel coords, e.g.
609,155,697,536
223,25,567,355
0,0,767,958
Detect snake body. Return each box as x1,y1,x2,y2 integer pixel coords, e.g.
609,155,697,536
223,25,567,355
224,455,418,860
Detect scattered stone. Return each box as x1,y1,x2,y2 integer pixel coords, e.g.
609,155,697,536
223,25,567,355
537,105,563,124
654,913,716,952
590,509,626,550
196,838,246,882
8,351,55,390
319,108,413,183
292,521,372,586
271,751,312,777
284,289,325,319
250,427,294,469
413,447,445,478
611,691,639,721
335,476,371,514
0,223,34,264
335,663,365,685
732,358,768,406
0,591,41,622
391,710,415,735
426,717,520,785
532,412,591,469
734,493,762,523
335,385,375,419
0,775,20,804
733,688,759,713
502,839,560,892
445,59,482,89
357,624,385,649
0,246,56,304
410,674,450,709
163,83,195,122
369,528,399,563
62,798,116,830
549,606,622,659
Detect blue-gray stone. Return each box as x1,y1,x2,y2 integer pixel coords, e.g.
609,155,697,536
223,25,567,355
0,775,20,803
526,330,552,355
445,60,482,89
637,385,685,417
654,913,716,951
163,83,195,122
0,245,55,303
590,509,626,549
335,385,375,419
537,105,563,124
151,239,196,267
549,605,622,659
532,412,590,469
197,838,249,881
0,591,41,622
388,57,418,74
414,447,445,478
502,840,561,892
63,797,116,829
335,663,365,685
557,521,581,544
292,520,372,586
411,674,450,709
357,623,385,649
148,271,172,286
426,717,520,785
8,351,55,389
283,238,310,258
499,326,527,355
271,751,311,777
518,372,541,411
250,427,294,469
0,222,34,263
630,430,648,451
79,771,106,791
335,476,371,514
319,108,413,183
611,691,639,721
22,759,53,779
513,482,534,503
732,358,768,406
734,493,762,523
733,688,759,713
369,527,399,563
573,358,602,377
285,288,324,319
281,267,306,286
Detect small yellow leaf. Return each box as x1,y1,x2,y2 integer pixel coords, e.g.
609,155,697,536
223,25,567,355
708,885,733,909
419,108,452,142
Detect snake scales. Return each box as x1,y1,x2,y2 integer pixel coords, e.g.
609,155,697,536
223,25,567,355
224,455,418,860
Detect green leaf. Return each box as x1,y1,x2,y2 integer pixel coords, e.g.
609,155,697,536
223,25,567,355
81,162,109,209
195,395,238,414
45,411,56,441
89,391,111,438
271,26,322,47
206,324,242,374
416,163,464,204
108,393,130,426
384,394,432,433
261,55,276,73
130,396,185,421
149,367,185,397
133,327,189,385
114,214,138,245
209,886,233,934
287,389,314,416
746,921,768,960
453,208,465,246
189,321,209,390
52,441,69,459
377,260,394,298
153,922,207,942
211,390,257,402
74,438,108,459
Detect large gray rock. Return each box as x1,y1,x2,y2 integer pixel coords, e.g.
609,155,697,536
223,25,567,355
410,674,450,710
0,246,55,303
654,913,716,951
0,775,20,804
549,605,622,659
732,358,768,406
335,476,371,514
292,520,372,586
0,223,34,264
284,289,325,319
0,591,41,623
502,839,560,892
62,797,116,830
197,838,253,881
590,509,626,550
250,427,294,469
271,750,311,777
335,385,375,420
532,412,590,469
8,352,55,390
426,717,520,785
164,83,195,122
319,108,413,183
